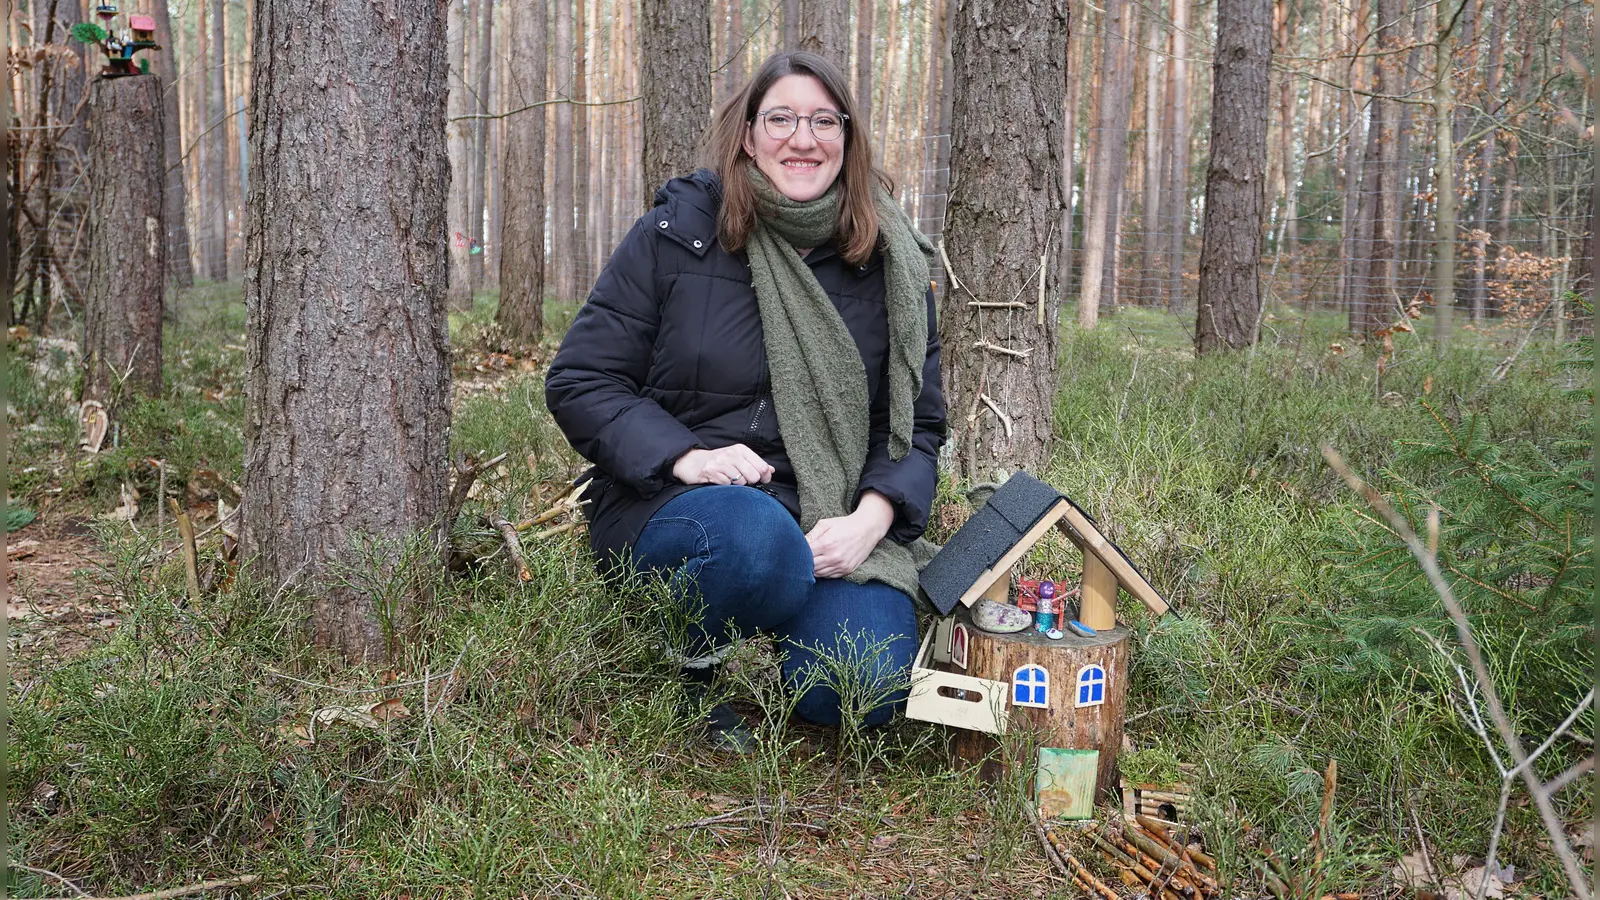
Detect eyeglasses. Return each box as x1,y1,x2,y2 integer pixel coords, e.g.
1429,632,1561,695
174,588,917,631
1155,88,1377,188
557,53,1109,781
754,108,849,142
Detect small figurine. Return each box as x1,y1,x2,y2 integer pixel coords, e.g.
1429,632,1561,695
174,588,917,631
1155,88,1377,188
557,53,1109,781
72,12,160,78
1035,581,1059,634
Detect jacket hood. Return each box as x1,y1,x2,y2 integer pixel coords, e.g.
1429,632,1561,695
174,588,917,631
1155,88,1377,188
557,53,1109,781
650,169,723,256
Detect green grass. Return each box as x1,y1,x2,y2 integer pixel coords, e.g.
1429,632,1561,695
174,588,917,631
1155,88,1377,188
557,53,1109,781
7,287,1591,897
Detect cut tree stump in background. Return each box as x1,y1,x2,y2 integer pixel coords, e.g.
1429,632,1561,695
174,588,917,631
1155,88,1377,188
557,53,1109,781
84,73,166,408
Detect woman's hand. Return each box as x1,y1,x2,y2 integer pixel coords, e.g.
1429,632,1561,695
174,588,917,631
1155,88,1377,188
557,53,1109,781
671,445,775,486
806,491,895,579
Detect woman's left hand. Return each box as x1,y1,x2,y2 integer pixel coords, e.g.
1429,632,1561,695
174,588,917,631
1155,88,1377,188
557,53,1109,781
806,492,896,579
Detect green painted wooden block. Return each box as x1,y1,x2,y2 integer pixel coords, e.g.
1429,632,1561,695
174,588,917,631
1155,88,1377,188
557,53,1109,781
1036,747,1099,819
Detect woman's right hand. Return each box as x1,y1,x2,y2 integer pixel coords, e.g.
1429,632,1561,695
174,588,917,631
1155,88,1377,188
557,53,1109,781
671,445,775,486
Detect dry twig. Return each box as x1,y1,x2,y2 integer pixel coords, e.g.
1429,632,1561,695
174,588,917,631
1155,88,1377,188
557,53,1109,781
37,873,262,900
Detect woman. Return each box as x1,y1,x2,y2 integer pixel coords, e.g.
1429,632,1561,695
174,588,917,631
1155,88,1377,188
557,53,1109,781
545,50,946,743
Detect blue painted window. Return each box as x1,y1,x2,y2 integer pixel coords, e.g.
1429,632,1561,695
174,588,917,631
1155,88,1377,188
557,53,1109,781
1076,665,1107,707
1013,665,1049,707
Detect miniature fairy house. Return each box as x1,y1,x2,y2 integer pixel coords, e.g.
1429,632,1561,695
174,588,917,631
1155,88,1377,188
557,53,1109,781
906,472,1172,803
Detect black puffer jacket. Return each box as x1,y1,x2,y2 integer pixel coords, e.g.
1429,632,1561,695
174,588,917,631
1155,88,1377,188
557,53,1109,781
545,169,947,572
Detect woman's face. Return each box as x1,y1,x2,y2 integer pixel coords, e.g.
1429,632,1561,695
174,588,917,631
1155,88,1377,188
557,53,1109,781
742,74,847,203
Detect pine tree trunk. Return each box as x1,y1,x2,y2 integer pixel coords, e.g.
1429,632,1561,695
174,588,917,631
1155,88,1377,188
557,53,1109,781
471,0,495,290
447,0,473,308
243,0,453,663
855,0,875,133
552,0,577,299
574,0,591,285
498,0,549,344
85,74,165,407
149,0,194,288
917,0,946,233
783,0,800,47
1431,0,1458,348
798,0,849,69
1161,0,1189,309
1054,9,1080,303
1467,0,1508,321
1351,0,1400,334
640,0,711,208
1077,0,1132,328
727,0,744,89
1137,2,1162,306
206,0,229,280
1194,0,1270,354
941,0,1066,480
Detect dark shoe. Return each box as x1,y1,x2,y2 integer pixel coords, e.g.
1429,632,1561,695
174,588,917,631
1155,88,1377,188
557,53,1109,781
704,701,756,754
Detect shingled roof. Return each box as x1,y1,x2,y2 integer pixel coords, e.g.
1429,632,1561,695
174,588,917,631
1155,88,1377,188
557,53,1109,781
920,473,1065,616
919,471,1172,619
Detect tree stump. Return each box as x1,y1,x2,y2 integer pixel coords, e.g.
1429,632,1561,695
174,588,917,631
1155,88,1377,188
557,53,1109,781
84,73,166,407
946,603,1130,798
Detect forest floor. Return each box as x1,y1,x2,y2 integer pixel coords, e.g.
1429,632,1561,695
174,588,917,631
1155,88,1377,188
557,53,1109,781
6,284,1592,899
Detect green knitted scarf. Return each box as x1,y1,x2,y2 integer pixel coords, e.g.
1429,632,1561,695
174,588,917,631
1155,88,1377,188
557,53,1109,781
743,166,937,599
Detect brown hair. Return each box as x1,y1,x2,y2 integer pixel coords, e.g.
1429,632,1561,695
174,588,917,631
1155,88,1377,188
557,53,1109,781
701,50,892,267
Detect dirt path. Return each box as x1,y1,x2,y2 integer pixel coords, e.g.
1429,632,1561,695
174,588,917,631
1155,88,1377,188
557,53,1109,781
7,517,120,679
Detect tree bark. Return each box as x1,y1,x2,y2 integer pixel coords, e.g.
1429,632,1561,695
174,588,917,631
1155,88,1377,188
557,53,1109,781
1054,8,1081,304
1351,0,1401,334
498,0,549,344
574,0,591,286
639,0,711,208
1431,0,1460,348
783,0,800,47
85,74,165,407
941,0,1066,480
1076,0,1133,328
447,0,472,308
1137,2,1161,306
206,0,230,280
243,0,453,662
855,0,874,134
798,0,849,70
1194,0,1270,354
149,0,193,288
471,0,495,290
551,0,577,299
1158,0,1189,309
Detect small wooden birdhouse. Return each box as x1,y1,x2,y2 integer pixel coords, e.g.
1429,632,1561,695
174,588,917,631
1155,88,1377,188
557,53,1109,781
906,471,1172,805
128,15,156,43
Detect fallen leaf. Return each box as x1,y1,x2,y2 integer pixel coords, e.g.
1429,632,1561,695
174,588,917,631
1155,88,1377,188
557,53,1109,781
311,705,383,731
99,483,139,521
368,697,411,722
1391,850,1434,888
1444,865,1505,899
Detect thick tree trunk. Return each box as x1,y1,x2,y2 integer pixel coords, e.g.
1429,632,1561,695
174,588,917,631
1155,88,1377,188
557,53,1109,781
85,75,165,407
639,0,711,208
798,0,849,69
941,0,1066,480
783,0,800,47
471,0,495,290
205,0,230,280
916,0,945,233
150,0,192,290
552,0,577,299
243,0,453,662
1194,0,1270,354
855,0,874,133
1076,0,1132,328
498,0,549,344
447,0,473,308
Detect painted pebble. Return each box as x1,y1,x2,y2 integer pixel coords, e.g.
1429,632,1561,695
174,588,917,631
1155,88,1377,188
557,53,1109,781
972,599,1032,634
1067,620,1097,637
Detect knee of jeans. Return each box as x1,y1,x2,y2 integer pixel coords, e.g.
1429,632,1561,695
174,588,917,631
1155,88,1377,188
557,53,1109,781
704,494,812,598
785,640,913,728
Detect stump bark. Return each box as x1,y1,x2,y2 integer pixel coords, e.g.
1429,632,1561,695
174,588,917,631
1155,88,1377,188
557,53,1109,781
946,603,1129,797
84,73,166,407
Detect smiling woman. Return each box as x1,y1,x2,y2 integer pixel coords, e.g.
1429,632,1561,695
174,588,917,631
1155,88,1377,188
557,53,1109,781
545,50,948,751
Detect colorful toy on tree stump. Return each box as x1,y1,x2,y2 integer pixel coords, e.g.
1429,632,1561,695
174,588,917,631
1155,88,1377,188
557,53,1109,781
73,8,161,79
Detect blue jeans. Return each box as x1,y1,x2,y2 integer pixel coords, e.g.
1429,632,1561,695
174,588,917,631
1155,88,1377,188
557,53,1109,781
632,486,919,727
